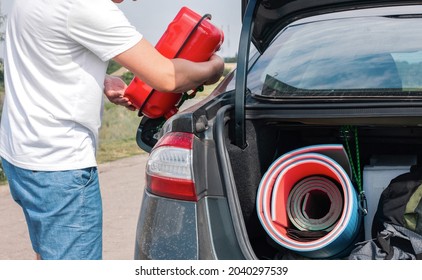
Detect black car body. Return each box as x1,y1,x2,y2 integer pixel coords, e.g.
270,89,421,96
134,0,422,259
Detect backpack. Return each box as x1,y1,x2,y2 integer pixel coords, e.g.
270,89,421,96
349,165,422,260
372,165,422,237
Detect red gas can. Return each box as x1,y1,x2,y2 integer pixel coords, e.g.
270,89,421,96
124,6,224,119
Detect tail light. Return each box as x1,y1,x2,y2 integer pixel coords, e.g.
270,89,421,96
145,132,197,201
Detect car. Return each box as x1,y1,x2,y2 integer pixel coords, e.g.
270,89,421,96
134,0,422,260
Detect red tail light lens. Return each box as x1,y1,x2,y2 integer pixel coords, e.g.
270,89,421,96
146,132,197,201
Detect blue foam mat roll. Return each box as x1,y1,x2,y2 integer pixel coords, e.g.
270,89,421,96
256,144,361,259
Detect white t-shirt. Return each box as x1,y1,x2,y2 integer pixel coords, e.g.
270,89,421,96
0,0,143,171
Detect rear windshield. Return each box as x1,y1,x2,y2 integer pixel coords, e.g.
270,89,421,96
248,8,422,100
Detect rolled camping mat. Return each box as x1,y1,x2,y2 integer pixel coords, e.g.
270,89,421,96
256,144,361,259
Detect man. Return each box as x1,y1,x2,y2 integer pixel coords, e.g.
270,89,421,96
0,0,224,260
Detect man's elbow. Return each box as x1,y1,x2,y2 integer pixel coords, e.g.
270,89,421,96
152,79,179,93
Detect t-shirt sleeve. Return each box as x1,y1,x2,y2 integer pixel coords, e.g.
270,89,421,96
67,0,143,61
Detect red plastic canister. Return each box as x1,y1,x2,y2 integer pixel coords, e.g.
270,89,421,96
124,6,224,119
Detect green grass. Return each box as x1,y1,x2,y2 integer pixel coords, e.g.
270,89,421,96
97,101,144,163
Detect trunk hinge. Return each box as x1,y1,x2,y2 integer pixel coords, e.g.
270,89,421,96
234,0,257,149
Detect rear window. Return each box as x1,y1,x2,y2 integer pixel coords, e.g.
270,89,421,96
248,8,422,100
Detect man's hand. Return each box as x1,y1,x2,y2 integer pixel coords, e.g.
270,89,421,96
103,75,136,111
203,54,225,86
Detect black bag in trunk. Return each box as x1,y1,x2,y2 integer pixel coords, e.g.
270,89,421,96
371,165,422,237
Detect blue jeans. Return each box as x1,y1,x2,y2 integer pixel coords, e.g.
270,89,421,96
1,159,102,260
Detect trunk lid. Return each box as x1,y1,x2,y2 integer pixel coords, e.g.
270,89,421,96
234,0,421,148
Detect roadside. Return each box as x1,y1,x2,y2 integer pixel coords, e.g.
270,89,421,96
0,153,148,260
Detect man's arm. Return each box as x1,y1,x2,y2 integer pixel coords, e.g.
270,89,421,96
113,38,224,93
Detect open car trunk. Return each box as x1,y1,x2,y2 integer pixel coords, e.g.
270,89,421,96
223,114,422,259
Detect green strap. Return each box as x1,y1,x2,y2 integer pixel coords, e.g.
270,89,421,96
341,125,367,215
341,126,362,191
176,86,204,109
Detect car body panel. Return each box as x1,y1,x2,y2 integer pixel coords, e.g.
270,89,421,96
135,192,198,260
135,192,245,260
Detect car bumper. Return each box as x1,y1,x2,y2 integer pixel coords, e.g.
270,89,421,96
134,191,245,260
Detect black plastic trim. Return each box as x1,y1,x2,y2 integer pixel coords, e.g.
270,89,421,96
214,104,257,260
